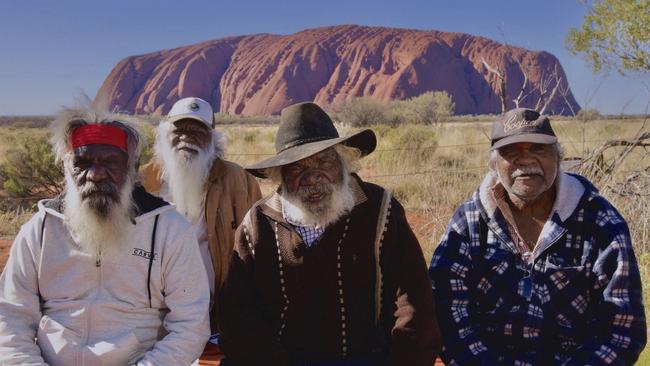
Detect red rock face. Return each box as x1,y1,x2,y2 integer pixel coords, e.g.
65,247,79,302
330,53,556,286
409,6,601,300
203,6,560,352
95,25,580,116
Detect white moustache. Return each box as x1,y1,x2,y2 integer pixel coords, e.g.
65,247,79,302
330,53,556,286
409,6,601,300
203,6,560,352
175,141,202,152
511,167,544,179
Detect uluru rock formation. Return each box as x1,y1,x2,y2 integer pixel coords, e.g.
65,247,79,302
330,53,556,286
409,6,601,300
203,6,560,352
96,25,580,116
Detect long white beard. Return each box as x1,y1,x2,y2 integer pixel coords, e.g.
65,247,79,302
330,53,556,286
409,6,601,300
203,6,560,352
154,122,216,223
280,173,355,228
63,170,135,260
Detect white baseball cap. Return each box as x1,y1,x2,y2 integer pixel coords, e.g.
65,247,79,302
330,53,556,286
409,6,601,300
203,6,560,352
166,97,214,128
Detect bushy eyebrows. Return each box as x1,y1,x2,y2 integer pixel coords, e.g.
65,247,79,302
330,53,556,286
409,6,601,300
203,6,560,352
176,125,207,132
285,151,338,170
499,144,552,156
173,120,209,133
74,148,127,163
309,149,338,162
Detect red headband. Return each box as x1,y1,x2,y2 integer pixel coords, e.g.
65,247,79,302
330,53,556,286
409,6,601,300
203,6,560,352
70,124,128,152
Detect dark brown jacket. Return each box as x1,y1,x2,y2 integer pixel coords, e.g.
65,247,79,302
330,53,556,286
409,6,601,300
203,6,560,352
139,158,262,332
219,175,441,365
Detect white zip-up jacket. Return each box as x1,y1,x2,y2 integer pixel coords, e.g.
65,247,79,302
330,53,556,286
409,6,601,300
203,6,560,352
0,187,210,365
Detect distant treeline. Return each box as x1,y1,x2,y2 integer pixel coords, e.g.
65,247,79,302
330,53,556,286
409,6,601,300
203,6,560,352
0,116,53,128
0,111,647,128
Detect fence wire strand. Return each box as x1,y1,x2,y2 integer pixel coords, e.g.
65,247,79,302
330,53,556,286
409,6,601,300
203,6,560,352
224,138,620,157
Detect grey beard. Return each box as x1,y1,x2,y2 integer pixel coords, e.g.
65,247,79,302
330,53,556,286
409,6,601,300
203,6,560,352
155,124,215,223
63,170,135,259
295,182,335,216
280,174,355,228
77,181,120,218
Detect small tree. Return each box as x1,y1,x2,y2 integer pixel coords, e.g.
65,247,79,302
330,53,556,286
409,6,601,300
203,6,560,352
567,0,650,74
0,135,64,197
334,97,388,127
576,108,601,122
402,91,455,124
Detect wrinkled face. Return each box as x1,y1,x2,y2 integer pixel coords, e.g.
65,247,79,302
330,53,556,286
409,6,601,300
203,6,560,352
170,119,211,157
70,144,129,216
495,142,559,202
281,148,344,207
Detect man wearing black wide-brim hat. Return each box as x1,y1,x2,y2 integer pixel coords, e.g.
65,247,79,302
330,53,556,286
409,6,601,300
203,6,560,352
218,102,441,366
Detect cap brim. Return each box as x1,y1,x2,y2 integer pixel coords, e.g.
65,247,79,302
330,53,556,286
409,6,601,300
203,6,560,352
246,129,376,178
166,114,212,128
491,134,557,150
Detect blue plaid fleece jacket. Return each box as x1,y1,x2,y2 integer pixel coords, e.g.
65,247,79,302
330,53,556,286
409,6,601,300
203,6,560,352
429,172,646,365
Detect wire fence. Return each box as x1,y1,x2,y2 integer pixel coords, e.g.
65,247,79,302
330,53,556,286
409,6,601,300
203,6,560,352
0,136,646,201
221,138,637,180
223,138,621,157
365,166,485,179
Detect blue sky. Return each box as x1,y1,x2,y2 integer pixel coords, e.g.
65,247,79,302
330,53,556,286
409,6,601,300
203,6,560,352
0,0,648,115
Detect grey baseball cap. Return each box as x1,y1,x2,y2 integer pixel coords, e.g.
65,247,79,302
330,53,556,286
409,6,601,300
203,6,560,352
490,108,557,150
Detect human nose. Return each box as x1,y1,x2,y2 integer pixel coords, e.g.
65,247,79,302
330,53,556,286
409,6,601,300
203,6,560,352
85,164,108,182
514,150,536,164
301,169,324,185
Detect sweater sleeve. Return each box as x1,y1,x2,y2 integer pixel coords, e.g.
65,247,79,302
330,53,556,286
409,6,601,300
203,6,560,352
428,205,499,366
136,218,211,365
218,217,290,366
384,199,441,366
563,207,646,365
0,214,48,365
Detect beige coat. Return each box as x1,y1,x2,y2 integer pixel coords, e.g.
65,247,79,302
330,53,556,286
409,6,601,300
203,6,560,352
140,158,262,331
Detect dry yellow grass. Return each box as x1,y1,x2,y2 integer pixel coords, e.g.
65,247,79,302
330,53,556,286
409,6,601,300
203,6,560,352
220,119,649,360
221,118,649,256
1,118,648,359
0,126,47,156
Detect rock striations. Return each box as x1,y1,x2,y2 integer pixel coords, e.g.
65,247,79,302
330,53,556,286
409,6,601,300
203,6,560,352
96,25,580,116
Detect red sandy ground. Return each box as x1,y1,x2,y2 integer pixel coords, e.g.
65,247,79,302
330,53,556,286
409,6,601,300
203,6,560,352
0,239,9,273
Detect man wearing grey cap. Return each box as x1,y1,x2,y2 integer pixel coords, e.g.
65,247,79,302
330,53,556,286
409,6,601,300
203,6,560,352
429,108,646,365
139,97,261,362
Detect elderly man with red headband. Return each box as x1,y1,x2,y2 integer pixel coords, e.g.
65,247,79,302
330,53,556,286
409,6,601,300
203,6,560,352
0,107,210,365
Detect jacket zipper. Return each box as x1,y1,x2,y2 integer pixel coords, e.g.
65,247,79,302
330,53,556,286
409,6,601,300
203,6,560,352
81,256,102,366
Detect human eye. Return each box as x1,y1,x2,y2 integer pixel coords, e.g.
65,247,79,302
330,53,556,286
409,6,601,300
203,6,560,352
286,164,303,174
319,159,335,169
73,157,89,168
532,145,551,154
499,148,516,158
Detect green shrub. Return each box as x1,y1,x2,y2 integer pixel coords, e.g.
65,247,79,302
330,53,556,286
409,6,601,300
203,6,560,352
576,108,601,122
333,91,455,126
400,91,455,124
332,97,388,127
139,124,156,165
0,135,63,197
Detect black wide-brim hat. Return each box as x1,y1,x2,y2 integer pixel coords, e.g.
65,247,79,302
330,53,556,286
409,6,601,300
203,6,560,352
246,102,377,178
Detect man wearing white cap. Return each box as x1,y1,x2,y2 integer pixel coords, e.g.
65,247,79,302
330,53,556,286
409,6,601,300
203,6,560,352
140,97,261,362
